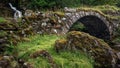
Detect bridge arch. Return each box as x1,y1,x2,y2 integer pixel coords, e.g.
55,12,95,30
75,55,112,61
62,11,113,40
71,15,110,40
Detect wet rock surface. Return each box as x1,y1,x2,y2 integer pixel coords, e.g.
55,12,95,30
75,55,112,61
54,31,119,68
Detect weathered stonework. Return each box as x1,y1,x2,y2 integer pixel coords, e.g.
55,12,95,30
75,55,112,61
25,9,120,40
62,10,112,34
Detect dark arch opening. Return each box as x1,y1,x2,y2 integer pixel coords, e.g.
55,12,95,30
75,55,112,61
70,15,110,40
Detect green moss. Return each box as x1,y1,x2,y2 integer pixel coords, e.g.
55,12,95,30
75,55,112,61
70,22,86,31
77,5,120,12
0,17,7,23
0,31,7,37
6,34,94,68
57,5,120,20
54,11,65,17
65,31,116,68
56,39,67,44
95,5,120,11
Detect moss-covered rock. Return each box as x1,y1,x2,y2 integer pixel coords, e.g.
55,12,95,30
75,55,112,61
0,55,34,68
0,17,34,54
54,31,118,68
54,39,67,53
0,56,19,68
30,50,57,68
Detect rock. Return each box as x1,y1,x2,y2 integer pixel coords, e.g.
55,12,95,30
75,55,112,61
117,52,120,60
0,31,7,37
30,50,57,68
112,45,120,52
0,38,8,44
51,29,58,34
18,59,34,68
22,62,34,68
0,58,9,68
21,38,31,42
64,7,76,12
0,56,19,68
0,44,9,54
54,12,65,17
54,31,118,68
54,39,67,53
116,56,120,68
24,10,36,18
0,56,34,68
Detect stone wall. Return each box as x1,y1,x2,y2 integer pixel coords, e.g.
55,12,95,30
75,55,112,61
26,9,120,40
0,18,33,54
103,10,120,39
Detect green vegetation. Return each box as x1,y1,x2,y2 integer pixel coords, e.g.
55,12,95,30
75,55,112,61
112,27,120,43
74,5,120,20
0,31,7,37
1,0,120,68
1,0,119,9
70,22,86,32
24,0,119,9
75,5,120,13
94,5,120,11
0,17,6,23
6,35,94,68
116,0,120,7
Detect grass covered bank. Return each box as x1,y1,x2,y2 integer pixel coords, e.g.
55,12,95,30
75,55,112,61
6,34,94,68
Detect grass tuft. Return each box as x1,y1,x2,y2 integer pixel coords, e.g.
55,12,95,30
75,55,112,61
6,34,94,68
0,17,7,23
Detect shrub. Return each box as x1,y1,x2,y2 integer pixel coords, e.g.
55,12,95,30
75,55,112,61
0,17,7,23
1,0,119,9
70,22,86,32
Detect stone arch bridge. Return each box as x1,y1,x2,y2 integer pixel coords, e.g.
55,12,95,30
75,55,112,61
30,9,120,40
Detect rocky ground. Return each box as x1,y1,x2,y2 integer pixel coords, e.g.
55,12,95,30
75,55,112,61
55,31,120,68
0,6,120,68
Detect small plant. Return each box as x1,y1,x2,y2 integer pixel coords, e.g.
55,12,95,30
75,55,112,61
0,17,7,23
6,34,94,68
70,22,86,32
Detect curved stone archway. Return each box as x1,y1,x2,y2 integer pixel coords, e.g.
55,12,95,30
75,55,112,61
31,9,115,40
61,10,113,40
72,15,110,40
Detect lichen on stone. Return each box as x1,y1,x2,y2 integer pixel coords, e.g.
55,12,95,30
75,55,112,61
54,31,118,68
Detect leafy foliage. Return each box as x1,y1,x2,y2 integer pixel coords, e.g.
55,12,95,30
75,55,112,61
116,0,120,7
26,0,57,9
70,22,86,32
83,0,116,5
0,0,119,9
25,0,119,9
0,17,7,23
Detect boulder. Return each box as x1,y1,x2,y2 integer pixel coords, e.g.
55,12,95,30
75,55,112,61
54,31,118,68
54,39,67,53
